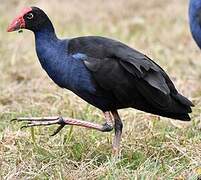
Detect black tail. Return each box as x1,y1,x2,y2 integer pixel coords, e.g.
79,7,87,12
135,92,194,121
156,111,191,121
158,93,194,121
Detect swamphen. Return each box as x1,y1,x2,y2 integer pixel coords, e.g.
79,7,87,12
8,7,194,154
189,0,201,49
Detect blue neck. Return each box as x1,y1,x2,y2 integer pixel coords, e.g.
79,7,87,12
33,24,70,88
189,0,201,48
35,28,57,41
34,24,58,49
34,23,61,63
34,20,57,40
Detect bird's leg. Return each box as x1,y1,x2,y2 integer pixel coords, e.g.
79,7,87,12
12,112,113,136
111,110,123,157
103,111,113,131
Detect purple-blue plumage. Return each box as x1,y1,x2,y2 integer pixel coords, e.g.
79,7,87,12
8,6,193,120
189,0,201,49
34,25,116,111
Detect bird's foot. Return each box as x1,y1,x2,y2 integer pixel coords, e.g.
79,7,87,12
11,116,66,136
101,122,113,132
11,116,114,136
112,147,120,158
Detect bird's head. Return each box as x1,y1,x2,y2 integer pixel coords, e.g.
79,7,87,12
7,7,51,32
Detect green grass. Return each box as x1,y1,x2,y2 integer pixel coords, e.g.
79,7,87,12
1,0,201,179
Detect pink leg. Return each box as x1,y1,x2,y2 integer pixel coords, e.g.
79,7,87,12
12,112,113,136
111,110,123,156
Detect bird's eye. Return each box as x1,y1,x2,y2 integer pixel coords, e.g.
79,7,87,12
27,13,34,20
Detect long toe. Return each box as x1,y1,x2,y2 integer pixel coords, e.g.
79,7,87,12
50,124,66,136
11,116,60,122
20,119,60,128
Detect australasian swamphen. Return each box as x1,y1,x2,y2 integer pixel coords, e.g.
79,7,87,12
8,7,194,154
189,0,201,49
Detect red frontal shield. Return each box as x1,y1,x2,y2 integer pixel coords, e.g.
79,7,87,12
7,7,32,32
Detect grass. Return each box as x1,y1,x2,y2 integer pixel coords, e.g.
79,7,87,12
1,0,201,179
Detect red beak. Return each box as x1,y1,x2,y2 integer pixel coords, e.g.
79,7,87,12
7,7,32,32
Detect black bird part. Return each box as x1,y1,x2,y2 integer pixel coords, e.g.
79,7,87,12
7,7,194,156
68,36,193,120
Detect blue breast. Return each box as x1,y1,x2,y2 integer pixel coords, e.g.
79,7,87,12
36,40,95,91
34,29,116,111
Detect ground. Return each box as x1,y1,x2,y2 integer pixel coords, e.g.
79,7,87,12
1,0,201,179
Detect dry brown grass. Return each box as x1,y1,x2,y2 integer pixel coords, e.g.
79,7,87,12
1,0,201,179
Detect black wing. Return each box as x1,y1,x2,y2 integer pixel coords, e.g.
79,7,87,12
68,36,193,118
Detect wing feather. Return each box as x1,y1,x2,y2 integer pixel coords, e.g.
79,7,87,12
68,36,183,110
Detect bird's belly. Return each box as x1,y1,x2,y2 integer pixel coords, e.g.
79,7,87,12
66,71,116,110
72,89,117,111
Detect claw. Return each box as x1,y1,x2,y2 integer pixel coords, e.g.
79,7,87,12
51,124,65,136
21,124,36,129
11,118,17,122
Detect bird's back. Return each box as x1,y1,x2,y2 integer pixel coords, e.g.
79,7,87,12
67,36,193,120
